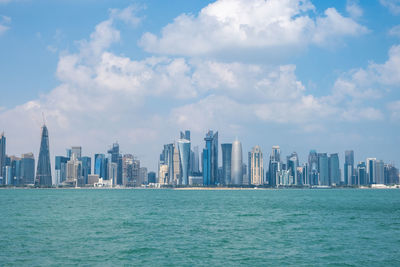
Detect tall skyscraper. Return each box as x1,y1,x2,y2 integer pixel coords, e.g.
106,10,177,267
268,146,281,187
71,146,82,159
66,153,81,186
178,139,191,185
357,162,367,185
328,153,340,185
366,158,376,184
160,144,174,185
221,143,232,185
231,139,243,185
80,156,91,185
287,152,298,185
308,150,318,186
55,156,69,185
21,153,35,185
107,143,122,184
35,125,52,186
250,146,263,185
344,150,354,185
94,154,108,179
202,130,218,186
180,130,190,141
0,132,6,179
374,160,384,184
318,153,329,186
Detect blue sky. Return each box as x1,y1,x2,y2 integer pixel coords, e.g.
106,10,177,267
0,0,400,172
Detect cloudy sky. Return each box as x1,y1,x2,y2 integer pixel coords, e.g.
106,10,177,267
1,0,399,172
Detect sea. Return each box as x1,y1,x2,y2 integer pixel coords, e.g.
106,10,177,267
0,188,399,266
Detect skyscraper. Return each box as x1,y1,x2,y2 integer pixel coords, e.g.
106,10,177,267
80,156,91,185
107,143,122,184
268,146,281,187
180,130,190,141
203,130,218,186
55,156,69,185
357,162,367,185
318,153,329,186
71,146,82,159
160,144,174,185
178,139,191,185
250,146,263,185
94,154,108,179
366,158,376,184
21,153,35,185
328,153,340,185
0,132,5,179
221,143,232,185
344,150,354,185
66,153,82,187
308,150,318,186
374,160,384,184
287,152,298,185
35,125,52,186
231,139,243,185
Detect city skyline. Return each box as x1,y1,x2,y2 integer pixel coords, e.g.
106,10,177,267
0,0,399,172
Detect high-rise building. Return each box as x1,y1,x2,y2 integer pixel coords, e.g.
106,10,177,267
107,143,122,184
55,156,69,185
384,164,399,185
65,154,82,187
287,152,298,185
268,146,281,187
221,143,232,185
250,146,263,185
191,146,200,174
308,150,318,186
180,130,190,141
344,150,354,185
318,153,329,186
21,153,35,185
357,162,367,185
71,146,82,159
202,130,218,186
0,132,5,179
138,167,148,185
366,158,376,184
328,153,340,186
159,164,169,184
148,172,156,184
94,154,108,179
173,144,181,185
108,162,118,186
374,160,384,184
80,156,91,185
160,144,174,185
231,139,243,185
178,139,191,185
35,125,52,186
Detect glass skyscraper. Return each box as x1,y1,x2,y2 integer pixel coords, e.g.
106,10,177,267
344,150,354,185
0,132,5,180
231,139,243,185
328,153,340,185
308,150,318,186
178,139,191,185
203,130,218,186
318,153,329,186
21,153,35,185
250,145,263,185
35,125,52,186
221,143,232,185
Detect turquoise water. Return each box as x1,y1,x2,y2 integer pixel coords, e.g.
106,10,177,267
1,189,400,266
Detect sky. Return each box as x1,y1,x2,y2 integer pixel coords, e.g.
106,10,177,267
0,0,400,172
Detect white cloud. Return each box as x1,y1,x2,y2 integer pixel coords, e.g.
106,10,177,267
139,0,368,57
389,25,400,37
110,5,143,27
387,101,400,120
346,0,363,18
380,0,400,15
0,15,11,35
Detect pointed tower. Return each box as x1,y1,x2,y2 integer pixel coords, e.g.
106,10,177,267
35,125,52,186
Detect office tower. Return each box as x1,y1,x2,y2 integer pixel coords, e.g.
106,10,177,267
231,139,243,185
287,152,298,185
122,154,140,186
366,158,376,184
221,143,232,185
357,162,367,185
160,144,174,185
158,164,169,184
328,153,340,186
66,154,82,186
139,167,148,185
35,125,52,186
10,156,21,185
202,130,218,186
250,146,263,185
180,130,190,141
268,146,281,187
148,172,156,184
374,160,384,184
21,153,35,185
55,156,69,185
107,162,117,185
4,165,12,185
191,146,200,174
94,154,108,179
308,150,318,186
107,143,122,184
344,150,354,185
384,164,399,185
0,132,5,179
178,139,191,185
71,146,82,159
173,145,181,185
318,153,329,186
80,156,91,185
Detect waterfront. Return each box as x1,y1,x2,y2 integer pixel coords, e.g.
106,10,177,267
1,189,400,266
